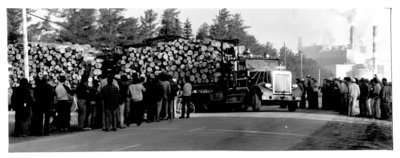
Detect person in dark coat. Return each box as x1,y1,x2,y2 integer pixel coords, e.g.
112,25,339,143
380,78,392,120
11,78,34,137
118,75,130,128
359,79,369,117
321,79,330,110
76,75,89,130
85,79,100,129
306,76,316,109
101,77,120,131
144,75,164,122
32,75,54,136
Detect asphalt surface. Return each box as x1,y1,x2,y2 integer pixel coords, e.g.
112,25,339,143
9,106,392,152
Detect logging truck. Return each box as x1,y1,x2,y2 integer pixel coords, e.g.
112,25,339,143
191,40,302,112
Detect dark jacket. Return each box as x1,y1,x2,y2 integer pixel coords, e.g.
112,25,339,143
76,82,89,100
33,83,54,111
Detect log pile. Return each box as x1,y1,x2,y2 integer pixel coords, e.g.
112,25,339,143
117,38,234,85
8,38,237,87
8,43,101,88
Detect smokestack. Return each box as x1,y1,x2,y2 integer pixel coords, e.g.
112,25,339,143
373,26,377,52
298,37,303,51
372,26,377,76
349,25,355,49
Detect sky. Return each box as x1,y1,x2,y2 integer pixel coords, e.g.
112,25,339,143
124,8,391,55
28,8,391,56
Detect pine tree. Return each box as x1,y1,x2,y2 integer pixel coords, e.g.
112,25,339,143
182,18,193,39
96,9,126,48
196,23,210,40
117,17,141,45
210,8,230,39
57,9,97,46
7,8,35,44
139,9,158,40
159,8,182,37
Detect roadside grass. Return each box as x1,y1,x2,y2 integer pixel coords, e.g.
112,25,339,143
291,122,393,150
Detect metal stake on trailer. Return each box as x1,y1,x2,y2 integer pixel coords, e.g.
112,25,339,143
22,8,29,81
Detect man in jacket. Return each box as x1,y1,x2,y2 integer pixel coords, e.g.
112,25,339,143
32,75,54,136
101,77,120,131
55,76,73,132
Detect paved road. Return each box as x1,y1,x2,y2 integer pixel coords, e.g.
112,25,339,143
9,106,391,152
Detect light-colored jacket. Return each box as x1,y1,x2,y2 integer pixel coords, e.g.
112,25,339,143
182,83,192,97
348,83,360,98
55,83,70,101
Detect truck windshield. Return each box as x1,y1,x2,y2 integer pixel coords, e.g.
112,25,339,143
245,59,279,71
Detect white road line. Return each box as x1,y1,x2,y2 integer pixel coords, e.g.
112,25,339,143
210,129,309,137
188,127,206,132
113,144,142,151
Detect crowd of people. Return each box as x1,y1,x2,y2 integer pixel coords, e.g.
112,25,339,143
10,70,392,137
10,69,192,137
296,75,392,120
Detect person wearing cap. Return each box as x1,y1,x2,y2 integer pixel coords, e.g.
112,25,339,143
347,77,360,117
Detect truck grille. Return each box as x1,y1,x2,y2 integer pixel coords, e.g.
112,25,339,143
273,74,291,94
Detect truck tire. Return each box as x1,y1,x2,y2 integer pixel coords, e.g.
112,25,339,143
251,93,261,112
288,102,297,112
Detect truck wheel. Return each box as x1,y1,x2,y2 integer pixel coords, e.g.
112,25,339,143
251,93,261,112
288,102,297,112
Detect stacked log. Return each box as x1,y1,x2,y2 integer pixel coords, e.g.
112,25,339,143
117,38,233,85
8,43,101,88
8,38,236,88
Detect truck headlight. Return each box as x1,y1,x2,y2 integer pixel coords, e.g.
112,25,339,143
292,84,298,88
265,83,272,88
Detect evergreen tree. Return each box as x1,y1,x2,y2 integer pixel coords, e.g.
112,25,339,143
96,9,126,48
117,17,141,45
139,9,158,40
159,8,182,36
7,8,35,44
196,23,210,40
57,9,97,45
210,8,230,39
28,13,57,42
182,18,193,39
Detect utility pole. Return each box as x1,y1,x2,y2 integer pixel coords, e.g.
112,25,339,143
372,26,377,77
284,43,287,66
318,68,321,84
300,52,303,78
22,8,29,80
389,8,392,81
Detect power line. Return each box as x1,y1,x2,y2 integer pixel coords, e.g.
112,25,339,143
26,12,68,29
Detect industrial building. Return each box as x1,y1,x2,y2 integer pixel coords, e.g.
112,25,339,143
299,25,390,80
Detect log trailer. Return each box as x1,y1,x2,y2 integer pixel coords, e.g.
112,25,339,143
191,40,302,112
